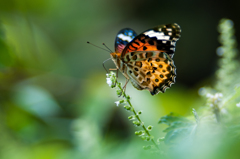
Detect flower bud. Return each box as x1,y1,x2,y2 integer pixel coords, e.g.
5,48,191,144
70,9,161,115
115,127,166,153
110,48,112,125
125,95,131,100
133,121,141,126
147,125,153,131
137,111,142,115
116,89,122,96
141,136,147,140
145,136,150,141
128,115,135,120
135,131,143,136
143,145,152,150
157,137,165,142
124,105,131,111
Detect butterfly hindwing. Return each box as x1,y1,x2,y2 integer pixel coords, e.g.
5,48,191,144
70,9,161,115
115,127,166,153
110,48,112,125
115,28,137,53
123,51,176,95
121,23,181,58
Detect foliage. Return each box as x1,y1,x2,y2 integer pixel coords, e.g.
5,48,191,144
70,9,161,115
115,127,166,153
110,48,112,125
106,19,240,159
156,19,240,159
0,1,240,157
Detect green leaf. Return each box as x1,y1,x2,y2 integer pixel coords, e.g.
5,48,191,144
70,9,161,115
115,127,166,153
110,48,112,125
227,125,240,139
163,121,194,133
159,113,196,145
158,112,190,125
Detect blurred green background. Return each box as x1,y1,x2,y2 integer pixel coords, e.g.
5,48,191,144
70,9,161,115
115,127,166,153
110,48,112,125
0,0,239,158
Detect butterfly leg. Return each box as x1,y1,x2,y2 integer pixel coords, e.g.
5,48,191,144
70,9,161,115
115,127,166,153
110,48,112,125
102,58,112,73
122,78,129,94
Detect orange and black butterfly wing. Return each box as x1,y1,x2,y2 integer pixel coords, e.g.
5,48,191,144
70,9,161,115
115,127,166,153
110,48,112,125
122,51,177,95
121,23,181,58
114,28,137,53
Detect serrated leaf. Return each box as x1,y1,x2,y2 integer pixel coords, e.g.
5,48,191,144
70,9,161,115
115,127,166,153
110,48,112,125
159,113,196,145
158,112,190,125
163,121,194,133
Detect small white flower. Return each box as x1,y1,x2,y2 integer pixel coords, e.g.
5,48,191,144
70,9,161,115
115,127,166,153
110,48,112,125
207,93,223,100
114,100,125,106
106,72,116,88
236,102,240,107
115,101,120,107
206,93,214,98
215,93,223,100
206,92,223,107
106,77,112,87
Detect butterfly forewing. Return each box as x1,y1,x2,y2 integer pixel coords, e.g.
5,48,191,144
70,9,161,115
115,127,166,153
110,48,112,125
115,28,137,53
121,23,181,58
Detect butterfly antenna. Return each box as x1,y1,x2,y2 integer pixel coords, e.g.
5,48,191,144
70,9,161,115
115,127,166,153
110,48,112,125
87,41,111,52
102,58,111,73
103,43,113,52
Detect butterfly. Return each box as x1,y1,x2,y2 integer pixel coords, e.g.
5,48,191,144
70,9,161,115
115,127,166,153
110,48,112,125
110,23,181,95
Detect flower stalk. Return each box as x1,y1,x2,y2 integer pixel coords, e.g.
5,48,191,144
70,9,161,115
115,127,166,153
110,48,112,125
206,93,223,123
106,72,159,150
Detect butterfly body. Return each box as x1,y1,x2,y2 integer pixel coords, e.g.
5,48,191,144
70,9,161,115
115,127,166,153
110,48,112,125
111,23,181,95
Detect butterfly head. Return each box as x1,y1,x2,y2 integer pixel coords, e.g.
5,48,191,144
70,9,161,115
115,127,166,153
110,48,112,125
110,52,122,70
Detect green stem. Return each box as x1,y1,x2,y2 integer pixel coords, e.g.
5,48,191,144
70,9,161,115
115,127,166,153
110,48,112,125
213,104,221,123
117,84,159,150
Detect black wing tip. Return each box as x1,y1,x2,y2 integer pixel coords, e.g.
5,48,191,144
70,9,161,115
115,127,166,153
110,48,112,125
150,87,165,96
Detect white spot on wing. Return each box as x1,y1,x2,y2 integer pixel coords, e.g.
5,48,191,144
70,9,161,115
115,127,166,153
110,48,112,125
117,34,132,42
144,30,170,40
